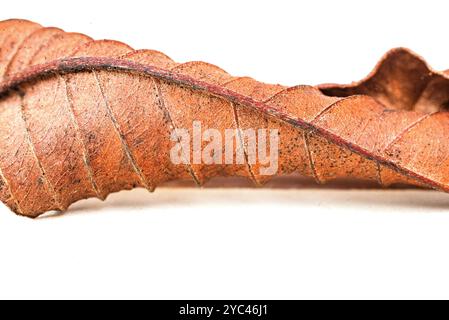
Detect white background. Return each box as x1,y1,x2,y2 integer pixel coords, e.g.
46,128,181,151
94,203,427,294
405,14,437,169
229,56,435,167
1,0,449,300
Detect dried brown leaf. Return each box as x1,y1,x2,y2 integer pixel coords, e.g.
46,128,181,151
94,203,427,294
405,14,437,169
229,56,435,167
0,20,448,217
